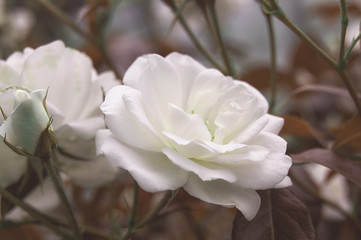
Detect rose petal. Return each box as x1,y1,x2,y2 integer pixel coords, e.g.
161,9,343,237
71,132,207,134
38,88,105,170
230,114,269,144
166,103,211,141
203,145,269,163
245,132,287,154
96,129,111,155
20,41,92,122
0,140,27,188
263,115,284,134
78,71,119,120
186,69,232,119
64,116,105,140
0,61,21,87
165,52,205,100
0,90,49,154
273,176,292,188
101,135,188,192
162,131,267,161
6,47,34,73
57,152,119,188
162,147,237,182
184,174,261,220
101,85,164,151
123,54,184,114
232,153,292,189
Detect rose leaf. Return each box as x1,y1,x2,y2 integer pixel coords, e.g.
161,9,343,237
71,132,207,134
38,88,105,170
231,188,316,240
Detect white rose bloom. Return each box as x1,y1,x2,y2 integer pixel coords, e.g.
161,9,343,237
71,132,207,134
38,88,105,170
0,40,119,188
99,53,292,220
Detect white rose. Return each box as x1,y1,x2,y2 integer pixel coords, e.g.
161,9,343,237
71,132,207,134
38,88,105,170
0,41,119,188
99,53,292,220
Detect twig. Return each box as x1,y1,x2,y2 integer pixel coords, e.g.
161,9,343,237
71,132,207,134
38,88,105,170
120,190,177,240
338,0,349,69
264,13,277,114
0,186,71,238
44,157,82,240
260,0,361,116
127,181,139,229
208,3,235,77
166,0,227,74
343,33,361,65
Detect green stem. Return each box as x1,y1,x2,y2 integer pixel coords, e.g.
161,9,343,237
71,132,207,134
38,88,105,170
208,3,235,77
261,0,361,116
351,185,360,217
343,33,361,65
289,171,361,232
338,0,349,69
263,0,337,69
266,190,275,240
169,1,227,74
33,0,123,81
264,13,277,114
339,70,361,115
127,181,139,229
44,158,82,240
120,190,177,240
0,186,71,238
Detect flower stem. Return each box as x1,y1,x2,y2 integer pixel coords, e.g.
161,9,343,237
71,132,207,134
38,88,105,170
167,1,227,74
44,157,82,240
208,3,236,77
264,13,277,114
0,186,71,238
262,0,337,69
338,0,349,69
120,190,177,240
344,33,361,63
127,181,139,229
260,0,361,116
33,0,123,81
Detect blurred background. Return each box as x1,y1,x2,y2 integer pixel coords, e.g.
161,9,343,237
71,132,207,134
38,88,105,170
1,0,361,239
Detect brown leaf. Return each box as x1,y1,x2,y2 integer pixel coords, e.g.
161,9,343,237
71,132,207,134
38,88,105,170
292,42,331,77
291,148,361,188
332,115,361,155
289,84,361,100
0,225,43,240
240,67,296,91
280,115,317,138
311,3,361,19
232,188,316,240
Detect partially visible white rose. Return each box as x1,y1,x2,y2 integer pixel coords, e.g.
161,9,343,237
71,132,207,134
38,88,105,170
305,163,351,221
99,53,292,220
0,142,26,188
0,89,49,188
0,41,119,188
